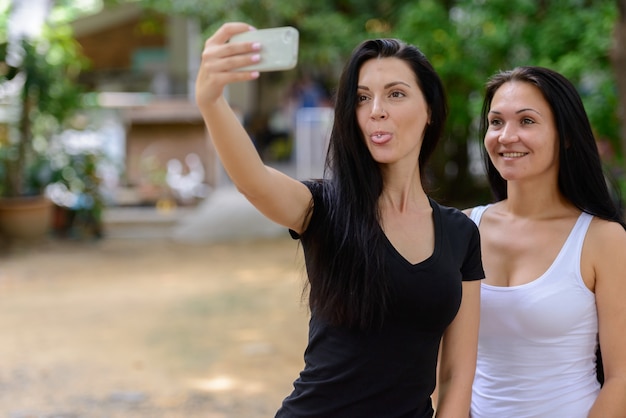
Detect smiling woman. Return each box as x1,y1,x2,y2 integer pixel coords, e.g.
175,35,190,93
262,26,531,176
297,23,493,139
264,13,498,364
483,81,560,184
466,66,626,418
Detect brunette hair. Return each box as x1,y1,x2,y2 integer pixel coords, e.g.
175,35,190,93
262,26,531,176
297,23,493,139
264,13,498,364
479,66,625,228
303,39,447,329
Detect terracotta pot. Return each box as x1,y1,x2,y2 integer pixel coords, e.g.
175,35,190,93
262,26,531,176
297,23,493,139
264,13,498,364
0,195,53,242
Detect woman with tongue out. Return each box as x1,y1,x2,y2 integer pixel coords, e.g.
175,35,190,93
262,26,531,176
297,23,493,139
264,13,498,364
465,66,626,417
196,22,484,417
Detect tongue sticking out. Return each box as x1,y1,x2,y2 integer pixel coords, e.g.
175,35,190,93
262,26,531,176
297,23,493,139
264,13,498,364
371,133,392,145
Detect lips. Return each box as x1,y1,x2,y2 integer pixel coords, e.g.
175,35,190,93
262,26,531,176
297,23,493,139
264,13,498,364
370,131,392,145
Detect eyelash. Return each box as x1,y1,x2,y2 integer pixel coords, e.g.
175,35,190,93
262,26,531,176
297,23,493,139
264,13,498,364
489,118,535,126
357,91,406,102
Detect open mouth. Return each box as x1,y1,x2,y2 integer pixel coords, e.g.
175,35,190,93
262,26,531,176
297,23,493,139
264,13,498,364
500,152,527,158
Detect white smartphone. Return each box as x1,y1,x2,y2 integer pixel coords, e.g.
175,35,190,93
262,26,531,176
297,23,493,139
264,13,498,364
230,26,299,72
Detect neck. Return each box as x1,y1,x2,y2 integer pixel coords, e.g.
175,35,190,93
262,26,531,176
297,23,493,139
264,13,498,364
377,159,430,213
504,180,576,219
380,178,428,213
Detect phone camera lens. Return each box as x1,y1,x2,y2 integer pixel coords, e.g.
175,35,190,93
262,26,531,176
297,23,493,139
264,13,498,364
283,29,294,43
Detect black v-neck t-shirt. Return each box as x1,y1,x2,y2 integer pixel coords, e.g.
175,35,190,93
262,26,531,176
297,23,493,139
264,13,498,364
277,181,484,418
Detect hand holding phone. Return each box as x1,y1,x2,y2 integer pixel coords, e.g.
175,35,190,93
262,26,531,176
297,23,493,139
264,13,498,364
230,26,299,72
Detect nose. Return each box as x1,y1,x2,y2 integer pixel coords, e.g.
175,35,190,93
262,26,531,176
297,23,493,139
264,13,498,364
498,123,518,143
370,98,387,120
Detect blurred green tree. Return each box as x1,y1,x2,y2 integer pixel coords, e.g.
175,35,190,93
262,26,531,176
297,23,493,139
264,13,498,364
136,0,623,207
394,0,620,206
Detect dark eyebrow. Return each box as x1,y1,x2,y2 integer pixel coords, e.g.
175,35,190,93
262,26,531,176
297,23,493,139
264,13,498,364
357,81,412,91
489,108,542,116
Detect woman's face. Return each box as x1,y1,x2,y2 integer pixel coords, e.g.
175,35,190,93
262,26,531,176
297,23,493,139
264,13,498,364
355,57,430,167
484,81,560,183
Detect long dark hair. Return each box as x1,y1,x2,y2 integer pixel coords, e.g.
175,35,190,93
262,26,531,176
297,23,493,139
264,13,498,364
479,66,625,228
303,39,447,329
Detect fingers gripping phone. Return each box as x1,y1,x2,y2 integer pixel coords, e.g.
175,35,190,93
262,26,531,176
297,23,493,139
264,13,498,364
230,26,299,72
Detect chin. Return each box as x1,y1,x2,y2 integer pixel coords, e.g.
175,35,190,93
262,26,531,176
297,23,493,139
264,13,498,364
371,155,398,165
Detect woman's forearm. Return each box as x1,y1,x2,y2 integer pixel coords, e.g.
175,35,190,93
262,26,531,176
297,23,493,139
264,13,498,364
200,96,271,197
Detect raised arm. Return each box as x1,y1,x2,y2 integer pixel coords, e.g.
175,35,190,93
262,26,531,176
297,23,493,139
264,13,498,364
195,22,312,234
587,219,626,417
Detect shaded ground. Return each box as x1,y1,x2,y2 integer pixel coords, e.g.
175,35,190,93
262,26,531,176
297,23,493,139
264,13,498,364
0,235,309,417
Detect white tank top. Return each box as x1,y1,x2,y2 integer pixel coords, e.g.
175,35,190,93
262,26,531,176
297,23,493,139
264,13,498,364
470,206,601,418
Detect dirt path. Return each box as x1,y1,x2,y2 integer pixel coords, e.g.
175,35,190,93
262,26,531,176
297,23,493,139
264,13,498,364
0,235,309,417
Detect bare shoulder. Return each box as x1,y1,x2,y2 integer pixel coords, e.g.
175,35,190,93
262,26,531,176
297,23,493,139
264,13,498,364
462,207,474,217
587,217,626,248
585,217,626,271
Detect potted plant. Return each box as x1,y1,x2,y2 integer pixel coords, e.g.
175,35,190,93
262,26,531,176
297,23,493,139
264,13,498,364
0,23,87,242
46,123,106,240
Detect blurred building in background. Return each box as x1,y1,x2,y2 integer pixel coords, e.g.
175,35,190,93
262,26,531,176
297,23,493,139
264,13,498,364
62,3,331,241
71,2,215,207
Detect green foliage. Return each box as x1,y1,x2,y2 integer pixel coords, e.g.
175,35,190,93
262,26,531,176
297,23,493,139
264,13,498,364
20,26,87,129
50,145,104,218
141,0,407,76
394,0,621,205
123,0,622,149
0,16,89,197
135,0,622,206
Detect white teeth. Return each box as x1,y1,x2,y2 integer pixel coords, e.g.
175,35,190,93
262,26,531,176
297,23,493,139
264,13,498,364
502,152,526,158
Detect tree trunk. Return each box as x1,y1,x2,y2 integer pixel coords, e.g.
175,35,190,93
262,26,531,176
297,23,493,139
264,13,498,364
612,0,626,160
